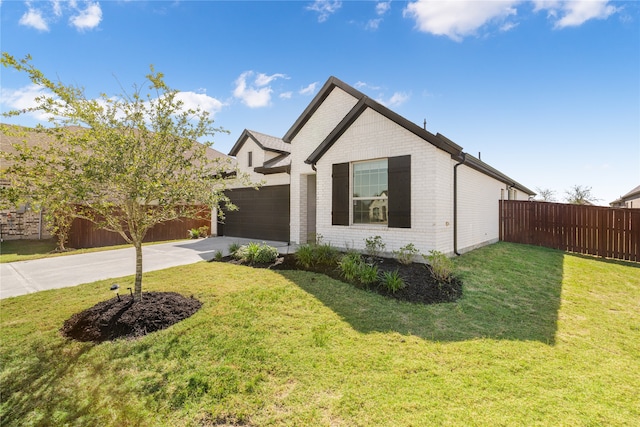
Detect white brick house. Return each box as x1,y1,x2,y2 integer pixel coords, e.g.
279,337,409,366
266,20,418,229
222,76,534,255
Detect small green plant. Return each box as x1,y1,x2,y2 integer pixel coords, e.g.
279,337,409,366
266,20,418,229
338,252,362,282
187,228,201,239
394,243,419,265
379,270,405,293
187,226,209,239
228,242,241,257
364,235,386,257
295,244,315,269
425,250,455,283
338,252,378,288
234,242,279,264
214,250,223,261
295,241,339,269
359,263,379,287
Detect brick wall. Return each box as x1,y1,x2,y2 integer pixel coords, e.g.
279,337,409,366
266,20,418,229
0,209,51,240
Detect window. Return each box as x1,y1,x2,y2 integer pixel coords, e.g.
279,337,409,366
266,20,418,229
248,151,253,167
353,159,388,224
332,155,410,228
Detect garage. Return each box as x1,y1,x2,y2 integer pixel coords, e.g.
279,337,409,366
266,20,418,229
219,184,290,242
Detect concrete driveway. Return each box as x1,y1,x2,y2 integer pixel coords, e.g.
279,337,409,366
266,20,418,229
0,237,293,299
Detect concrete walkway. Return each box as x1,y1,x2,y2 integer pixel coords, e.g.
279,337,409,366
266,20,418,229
0,237,294,299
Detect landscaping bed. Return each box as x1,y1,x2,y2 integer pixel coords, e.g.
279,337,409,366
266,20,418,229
215,252,463,305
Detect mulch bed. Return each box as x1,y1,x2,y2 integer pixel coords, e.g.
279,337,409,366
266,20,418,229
61,291,202,343
215,253,462,305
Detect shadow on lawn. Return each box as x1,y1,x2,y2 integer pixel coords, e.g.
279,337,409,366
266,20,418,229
279,243,565,344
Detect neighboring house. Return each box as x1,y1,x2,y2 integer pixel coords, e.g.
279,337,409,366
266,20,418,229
610,185,640,209
1,124,228,241
222,76,535,256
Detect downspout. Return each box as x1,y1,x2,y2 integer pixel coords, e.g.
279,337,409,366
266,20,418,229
453,152,466,256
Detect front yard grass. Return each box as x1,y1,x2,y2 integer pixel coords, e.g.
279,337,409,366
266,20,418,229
0,238,180,263
1,242,638,426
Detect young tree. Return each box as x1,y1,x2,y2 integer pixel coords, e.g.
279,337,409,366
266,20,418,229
535,187,556,202
564,185,599,205
1,53,252,299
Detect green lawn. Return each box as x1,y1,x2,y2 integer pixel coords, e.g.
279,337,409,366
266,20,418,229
0,238,180,263
1,242,638,426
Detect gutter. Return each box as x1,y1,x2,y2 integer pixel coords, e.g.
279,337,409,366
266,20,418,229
453,152,466,256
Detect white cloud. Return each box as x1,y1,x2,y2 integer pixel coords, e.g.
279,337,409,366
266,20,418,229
355,81,381,91
403,0,519,42
280,91,293,100
404,1,620,40
16,0,102,32
377,91,410,107
536,0,619,28
366,18,383,30
19,7,49,31
255,73,288,87
233,71,287,108
0,84,57,121
376,1,392,16
175,92,224,116
387,91,410,107
299,82,319,96
307,0,342,23
69,1,102,31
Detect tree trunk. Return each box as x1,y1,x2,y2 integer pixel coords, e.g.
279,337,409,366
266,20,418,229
134,240,143,301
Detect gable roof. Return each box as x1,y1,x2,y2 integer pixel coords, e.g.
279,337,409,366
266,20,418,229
610,184,640,205
282,76,534,196
228,129,290,157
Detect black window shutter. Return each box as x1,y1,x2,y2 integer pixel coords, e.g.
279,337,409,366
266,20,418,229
388,155,411,228
332,162,350,225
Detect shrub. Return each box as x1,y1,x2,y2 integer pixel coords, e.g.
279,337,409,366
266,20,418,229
380,270,405,293
188,226,209,239
425,250,455,283
338,252,378,288
295,244,315,269
338,252,362,283
228,242,241,257
393,243,419,265
234,242,279,264
214,250,223,261
314,242,340,266
364,235,386,257
359,263,379,287
295,241,340,269
187,228,202,239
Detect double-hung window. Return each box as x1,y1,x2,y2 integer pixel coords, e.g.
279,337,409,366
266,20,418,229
332,155,410,228
352,159,388,224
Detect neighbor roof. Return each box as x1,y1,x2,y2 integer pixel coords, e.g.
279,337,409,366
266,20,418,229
228,129,290,157
610,184,640,205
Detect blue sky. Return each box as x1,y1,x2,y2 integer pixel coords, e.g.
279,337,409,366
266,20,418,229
1,0,638,205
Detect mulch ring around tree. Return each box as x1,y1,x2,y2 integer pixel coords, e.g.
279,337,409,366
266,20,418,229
213,253,463,305
61,292,202,343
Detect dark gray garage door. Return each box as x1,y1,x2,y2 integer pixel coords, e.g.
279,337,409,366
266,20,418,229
220,185,290,242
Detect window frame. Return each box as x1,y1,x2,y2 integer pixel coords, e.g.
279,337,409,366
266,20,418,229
351,158,389,226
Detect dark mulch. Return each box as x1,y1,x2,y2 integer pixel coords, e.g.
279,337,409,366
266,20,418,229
214,253,462,305
61,292,202,343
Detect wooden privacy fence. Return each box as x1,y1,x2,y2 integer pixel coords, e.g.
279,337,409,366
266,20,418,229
500,200,639,262
68,208,211,249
